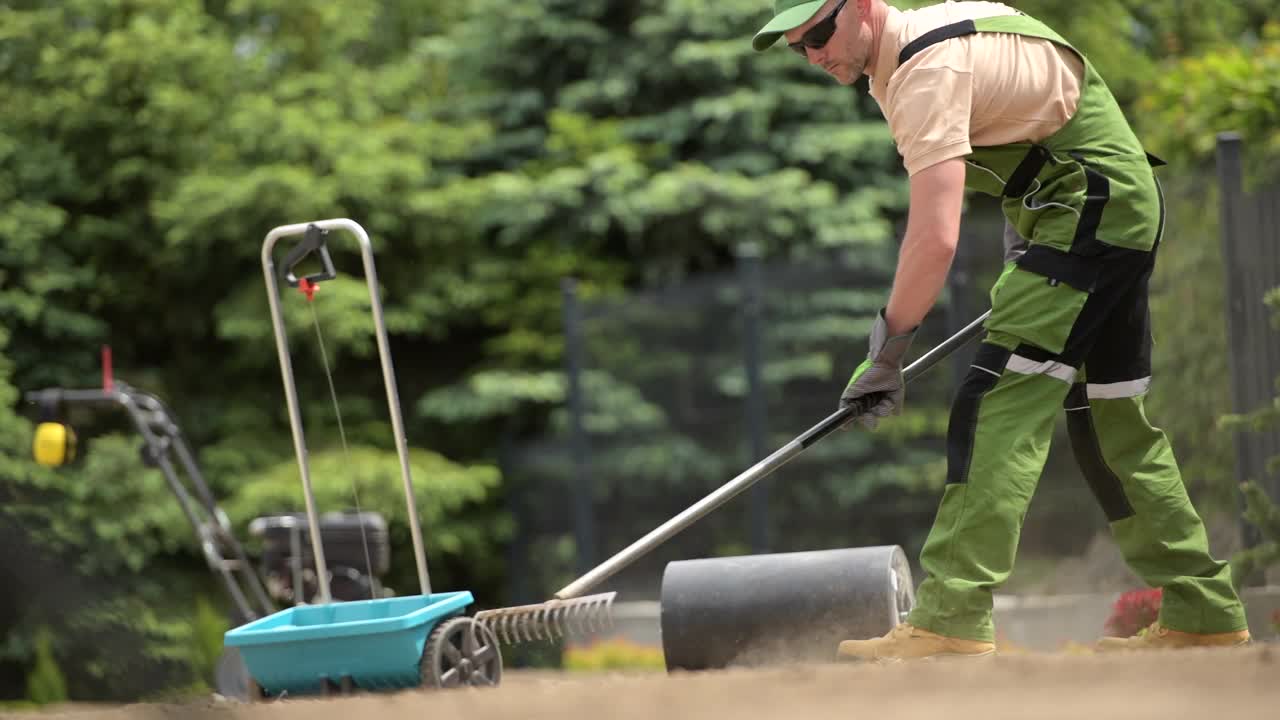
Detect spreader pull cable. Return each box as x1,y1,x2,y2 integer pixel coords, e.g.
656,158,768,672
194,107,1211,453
298,278,378,602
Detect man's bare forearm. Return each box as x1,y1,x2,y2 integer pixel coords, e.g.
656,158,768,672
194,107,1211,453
884,233,956,335
882,157,966,336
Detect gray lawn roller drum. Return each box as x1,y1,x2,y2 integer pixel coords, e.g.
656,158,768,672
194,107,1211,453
659,545,915,671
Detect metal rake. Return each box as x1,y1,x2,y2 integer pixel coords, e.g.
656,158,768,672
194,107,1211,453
473,592,618,645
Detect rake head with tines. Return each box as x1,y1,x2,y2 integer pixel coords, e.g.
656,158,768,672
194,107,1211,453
473,592,617,645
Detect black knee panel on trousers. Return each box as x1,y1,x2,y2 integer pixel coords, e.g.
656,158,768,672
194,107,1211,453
1064,383,1136,522
946,344,1011,486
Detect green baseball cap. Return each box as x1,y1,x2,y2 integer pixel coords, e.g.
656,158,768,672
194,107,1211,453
752,0,827,52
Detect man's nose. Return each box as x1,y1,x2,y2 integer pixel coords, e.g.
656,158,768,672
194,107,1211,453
806,47,825,65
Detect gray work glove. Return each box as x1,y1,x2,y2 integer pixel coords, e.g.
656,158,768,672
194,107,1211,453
840,309,918,430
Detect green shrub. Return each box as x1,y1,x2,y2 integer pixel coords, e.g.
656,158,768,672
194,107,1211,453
190,596,230,688
25,626,68,705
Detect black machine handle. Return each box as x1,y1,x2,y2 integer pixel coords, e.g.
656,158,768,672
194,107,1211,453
280,224,337,288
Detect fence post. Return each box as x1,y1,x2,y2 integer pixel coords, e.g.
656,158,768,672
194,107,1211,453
738,244,771,554
1215,132,1280,561
561,277,597,575
497,429,531,604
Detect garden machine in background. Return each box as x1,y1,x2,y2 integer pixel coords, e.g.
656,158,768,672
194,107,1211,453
222,219,616,699
26,371,396,699
27,377,277,626
27,376,393,620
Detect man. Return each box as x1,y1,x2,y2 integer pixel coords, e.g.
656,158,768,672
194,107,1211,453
752,0,1251,660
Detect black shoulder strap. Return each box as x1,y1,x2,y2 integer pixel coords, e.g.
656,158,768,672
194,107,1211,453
897,20,978,66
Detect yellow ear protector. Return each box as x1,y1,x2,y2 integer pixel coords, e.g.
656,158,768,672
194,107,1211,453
34,422,76,467
32,394,76,468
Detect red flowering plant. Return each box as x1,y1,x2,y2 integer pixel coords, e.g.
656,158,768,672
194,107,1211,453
1103,588,1163,638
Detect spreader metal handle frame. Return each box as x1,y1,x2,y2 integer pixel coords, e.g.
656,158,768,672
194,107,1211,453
553,309,992,600
261,218,432,603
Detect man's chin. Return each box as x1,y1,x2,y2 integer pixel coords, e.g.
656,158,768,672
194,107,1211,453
830,69,860,85
825,65,862,85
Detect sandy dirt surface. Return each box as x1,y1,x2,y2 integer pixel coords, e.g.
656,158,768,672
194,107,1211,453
9,645,1277,720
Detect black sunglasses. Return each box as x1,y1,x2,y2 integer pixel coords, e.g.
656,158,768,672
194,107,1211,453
788,0,849,56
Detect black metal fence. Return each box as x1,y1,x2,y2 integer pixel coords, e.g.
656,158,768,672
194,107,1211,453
1216,133,1280,547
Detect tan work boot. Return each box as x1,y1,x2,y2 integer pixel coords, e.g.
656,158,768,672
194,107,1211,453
837,623,996,663
1096,621,1251,651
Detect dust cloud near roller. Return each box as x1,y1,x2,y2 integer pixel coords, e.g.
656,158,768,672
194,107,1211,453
659,545,915,671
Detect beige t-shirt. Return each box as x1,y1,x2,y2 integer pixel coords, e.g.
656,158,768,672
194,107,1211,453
867,1,1086,176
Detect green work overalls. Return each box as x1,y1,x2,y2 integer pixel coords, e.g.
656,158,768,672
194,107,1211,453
897,13,1249,642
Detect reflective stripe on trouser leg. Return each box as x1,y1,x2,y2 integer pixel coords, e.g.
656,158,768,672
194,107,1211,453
1067,384,1248,634
907,344,1073,642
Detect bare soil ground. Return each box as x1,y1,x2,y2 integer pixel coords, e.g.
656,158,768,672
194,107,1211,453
10,645,1277,720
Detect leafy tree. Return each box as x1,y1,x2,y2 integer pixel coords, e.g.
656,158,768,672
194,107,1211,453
416,0,931,593
0,0,509,698
1138,21,1280,174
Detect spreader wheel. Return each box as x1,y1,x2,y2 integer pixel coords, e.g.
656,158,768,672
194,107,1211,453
421,616,503,689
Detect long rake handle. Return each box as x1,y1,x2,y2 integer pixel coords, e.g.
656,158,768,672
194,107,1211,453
553,310,992,600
